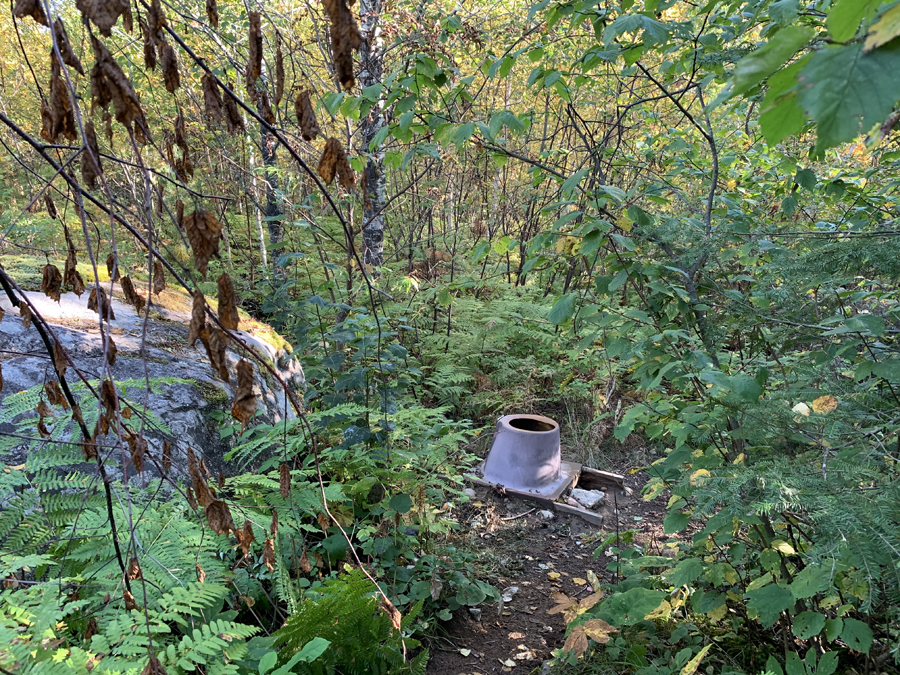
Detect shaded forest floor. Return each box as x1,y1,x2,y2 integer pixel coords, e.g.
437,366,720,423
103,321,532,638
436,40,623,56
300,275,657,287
425,470,667,675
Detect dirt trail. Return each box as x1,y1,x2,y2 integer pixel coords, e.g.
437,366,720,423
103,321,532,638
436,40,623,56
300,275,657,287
425,473,666,675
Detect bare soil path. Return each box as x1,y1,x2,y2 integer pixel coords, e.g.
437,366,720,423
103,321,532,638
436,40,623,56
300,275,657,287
425,472,667,675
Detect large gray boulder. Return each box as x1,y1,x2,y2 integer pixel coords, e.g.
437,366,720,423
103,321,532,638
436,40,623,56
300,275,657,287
0,289,303,481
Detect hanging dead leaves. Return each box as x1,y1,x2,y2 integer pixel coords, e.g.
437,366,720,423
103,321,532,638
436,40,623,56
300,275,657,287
106,252,120,282
188,290,206,346
231,359,256,432
202,73,224,126
120,276,147,315
13,0,48,26
45,381,68,409
258,89,275,125
76,0,132,37
160,42,181,93
88,286,115,321
152,261,166,295
296,90,321,141
54,19,84,76
64,250,85,296
224,82,245,134
184,211,223,278
41,264,62,302
81,119,103,189
127,433,147,473
217,273,239,330
206,0,219,28
90,36,147,139
48,56,77,143
322,0,363,89
246,11,263,95
140,19,157,70
203,326,229,381
318,137,355,189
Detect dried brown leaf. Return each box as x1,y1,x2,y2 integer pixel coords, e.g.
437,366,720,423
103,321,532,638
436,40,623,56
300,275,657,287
206,0,219,28
90,36,145,131
13,0,48,26
81,438,97,460
147,0,166,34
196,563,206,583
152,261,166,295
37,400,53,418
140,19,157,70
279,463,291,499
20,302,32,329
200,457,210,478
322,0,362,89
121,407,132,419
295,90,321,141
127,556,141,580
318,137,338,185
270,508,278,537
240,519,255,557
106,335,117,366
201,73,224,125
263,537,275,571
42,264,62,302
188,290,206,346
217,273,239,330
201,326,229,381
246,12,262,94
72,404,83,425
100,378,117,417
175,154,193,182
563,625,589,657
176,199,185,229
123,589,139,611
217,472,226,490
299,546,311,572
206,499,236,535
231,359,256,431
120,276,146,315
318,137,354,188
106,252,121,282
40,99,53,142
184,211,223,277
84,617,98,641
81,119,102,189
258,89,275,125
88,286,115,320
53,340,67,377
162,440,172,474
159,41,180,93
64,251,85,296
223,83,245,134
49,58,77,142
53,19,84,75
128,433,146,473
77,0,131,37
45,194,58,219
45,381,68,409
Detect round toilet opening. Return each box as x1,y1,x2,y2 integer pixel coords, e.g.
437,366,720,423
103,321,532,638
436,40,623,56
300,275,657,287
508,417,556,432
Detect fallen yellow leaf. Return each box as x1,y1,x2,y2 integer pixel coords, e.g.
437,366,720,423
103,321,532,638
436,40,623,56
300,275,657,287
812,395,838,414
572,577,587,586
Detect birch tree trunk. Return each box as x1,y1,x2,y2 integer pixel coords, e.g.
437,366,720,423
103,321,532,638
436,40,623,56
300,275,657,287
358,0,386,268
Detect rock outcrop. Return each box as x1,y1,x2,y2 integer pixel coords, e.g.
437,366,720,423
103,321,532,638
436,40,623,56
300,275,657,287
0,289,303,480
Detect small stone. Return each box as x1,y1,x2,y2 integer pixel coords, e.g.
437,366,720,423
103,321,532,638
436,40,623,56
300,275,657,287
537,510,555,520
469,607,482,621
463,488,477,498
571,488,605,509
623,486,634,497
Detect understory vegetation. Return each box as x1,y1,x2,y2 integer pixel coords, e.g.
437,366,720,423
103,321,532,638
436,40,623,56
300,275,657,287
0,0,899,674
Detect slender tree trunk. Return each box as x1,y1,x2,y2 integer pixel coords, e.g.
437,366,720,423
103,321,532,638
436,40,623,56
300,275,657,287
358,0,386,269
260,123,283,275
